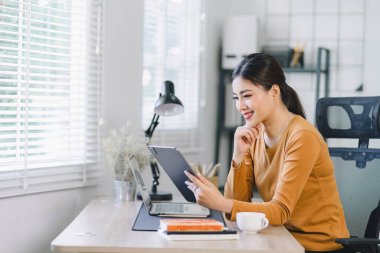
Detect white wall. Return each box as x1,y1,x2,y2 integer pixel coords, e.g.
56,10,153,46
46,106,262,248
0,188,97,253
100,0,145,196
363,0,380,95
103,0,143,132
198,0,227,174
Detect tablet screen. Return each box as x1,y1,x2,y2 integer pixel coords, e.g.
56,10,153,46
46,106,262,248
148,145,196,203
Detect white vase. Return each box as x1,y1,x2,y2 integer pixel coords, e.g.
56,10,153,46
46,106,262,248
113,180,136,202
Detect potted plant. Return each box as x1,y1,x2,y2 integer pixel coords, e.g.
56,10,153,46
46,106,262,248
103,124,153,201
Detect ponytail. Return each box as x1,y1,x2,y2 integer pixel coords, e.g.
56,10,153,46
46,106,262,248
283,85,306,119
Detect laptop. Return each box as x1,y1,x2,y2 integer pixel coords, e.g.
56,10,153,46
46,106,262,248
127,155,210,217
147,145,199,203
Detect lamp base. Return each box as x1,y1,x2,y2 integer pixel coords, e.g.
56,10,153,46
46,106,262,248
137,191,172,201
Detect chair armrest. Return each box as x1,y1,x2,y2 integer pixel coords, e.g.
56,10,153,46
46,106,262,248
336,237,380,246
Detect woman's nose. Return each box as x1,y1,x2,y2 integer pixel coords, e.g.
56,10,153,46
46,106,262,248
236,99,246,111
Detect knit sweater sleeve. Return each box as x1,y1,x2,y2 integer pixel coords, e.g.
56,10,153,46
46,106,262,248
225,130,321,224
224,152,254,220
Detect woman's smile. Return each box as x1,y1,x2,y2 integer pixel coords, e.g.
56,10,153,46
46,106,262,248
243,111,254,120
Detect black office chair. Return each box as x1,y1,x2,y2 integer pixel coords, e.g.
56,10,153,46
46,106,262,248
316,96,380,253
334,200,380,253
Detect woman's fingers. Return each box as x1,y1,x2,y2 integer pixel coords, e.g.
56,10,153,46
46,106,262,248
185,181,197,192
185,171,216,196
244,126,259,141
238,127,257,144
185,171,229,211
233,125,260,163
184,170,202,187
248,125,259,136
242,132,252,144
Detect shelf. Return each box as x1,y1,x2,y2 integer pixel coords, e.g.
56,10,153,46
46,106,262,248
283,67,327,73
222,67,327,75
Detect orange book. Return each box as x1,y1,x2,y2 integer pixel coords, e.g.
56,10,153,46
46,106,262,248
159,219,225,232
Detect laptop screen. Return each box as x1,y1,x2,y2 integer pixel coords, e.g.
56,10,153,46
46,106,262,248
128,155,151,210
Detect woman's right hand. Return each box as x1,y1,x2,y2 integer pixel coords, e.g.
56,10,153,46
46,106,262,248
232,123,260,164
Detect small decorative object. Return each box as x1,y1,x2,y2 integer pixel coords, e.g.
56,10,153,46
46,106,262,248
113,179,136,202
103,123,153,202
290,42,305,68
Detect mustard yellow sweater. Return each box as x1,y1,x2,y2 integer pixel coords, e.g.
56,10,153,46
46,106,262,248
224,115,349,251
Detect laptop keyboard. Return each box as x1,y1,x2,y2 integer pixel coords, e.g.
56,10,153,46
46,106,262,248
156,203,184,213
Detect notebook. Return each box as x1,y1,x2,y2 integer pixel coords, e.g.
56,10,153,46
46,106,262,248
159,218,225,231
147,145,198,203
158,218,238,241
128,155,210,217
158,218,238,240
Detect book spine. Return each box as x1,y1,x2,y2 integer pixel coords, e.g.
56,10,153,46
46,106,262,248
166,225,224,231
166,231,237,235
164,233,239,241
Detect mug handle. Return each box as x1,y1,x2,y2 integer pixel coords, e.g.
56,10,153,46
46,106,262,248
261,217,269,229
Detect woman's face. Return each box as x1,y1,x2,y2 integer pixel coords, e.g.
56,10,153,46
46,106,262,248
232,77,275,127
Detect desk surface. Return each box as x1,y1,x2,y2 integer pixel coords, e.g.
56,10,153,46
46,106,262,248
51,197,304,253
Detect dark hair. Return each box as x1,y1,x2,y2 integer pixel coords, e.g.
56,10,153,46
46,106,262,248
232,53,306,119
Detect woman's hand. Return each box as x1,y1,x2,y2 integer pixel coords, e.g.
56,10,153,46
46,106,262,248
233,123,260,164
184,171,233,213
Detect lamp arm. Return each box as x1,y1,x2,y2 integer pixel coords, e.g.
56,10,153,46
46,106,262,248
145,113,160,142
144,113,161,194
150,161,160,193
149,115,160,139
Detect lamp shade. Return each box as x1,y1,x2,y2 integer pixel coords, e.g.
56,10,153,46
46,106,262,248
154,80,184,117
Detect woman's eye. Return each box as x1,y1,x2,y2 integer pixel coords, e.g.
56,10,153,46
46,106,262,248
232,96,238,100
243,95,252,99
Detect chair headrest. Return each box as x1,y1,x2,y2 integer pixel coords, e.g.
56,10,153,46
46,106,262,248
316,96,380,139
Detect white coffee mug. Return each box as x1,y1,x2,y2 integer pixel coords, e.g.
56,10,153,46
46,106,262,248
236,212,269,233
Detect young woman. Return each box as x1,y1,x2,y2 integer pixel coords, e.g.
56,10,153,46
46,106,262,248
185,53,349,253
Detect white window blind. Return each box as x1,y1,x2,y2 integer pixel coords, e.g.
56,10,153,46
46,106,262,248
142,0,204,153
0,0,103,197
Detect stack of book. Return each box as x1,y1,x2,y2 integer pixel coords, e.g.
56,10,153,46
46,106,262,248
158,218,239,241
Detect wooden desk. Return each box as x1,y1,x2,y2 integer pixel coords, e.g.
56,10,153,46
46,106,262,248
51,197,304,253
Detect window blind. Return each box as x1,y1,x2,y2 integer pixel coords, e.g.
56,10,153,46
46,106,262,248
142,0,204,153
0,0,103,197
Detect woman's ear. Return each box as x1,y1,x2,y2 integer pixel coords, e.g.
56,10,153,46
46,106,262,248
271,84,281,98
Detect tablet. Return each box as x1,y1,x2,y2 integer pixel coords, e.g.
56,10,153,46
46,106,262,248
148,145,197,203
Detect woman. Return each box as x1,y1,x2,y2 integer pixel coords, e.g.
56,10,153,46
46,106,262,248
185,53,349,252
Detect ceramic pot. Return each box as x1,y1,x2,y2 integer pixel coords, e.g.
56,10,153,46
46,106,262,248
113,179,136,202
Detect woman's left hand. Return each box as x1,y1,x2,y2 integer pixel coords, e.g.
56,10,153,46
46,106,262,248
184,171,233,213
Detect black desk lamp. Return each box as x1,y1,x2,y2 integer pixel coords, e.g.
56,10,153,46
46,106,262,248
140,80,184,201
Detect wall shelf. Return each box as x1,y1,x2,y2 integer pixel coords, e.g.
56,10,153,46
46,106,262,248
214,47,330,164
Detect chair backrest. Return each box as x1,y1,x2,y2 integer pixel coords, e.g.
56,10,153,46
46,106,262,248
316,96,380,168
364,199,380,239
